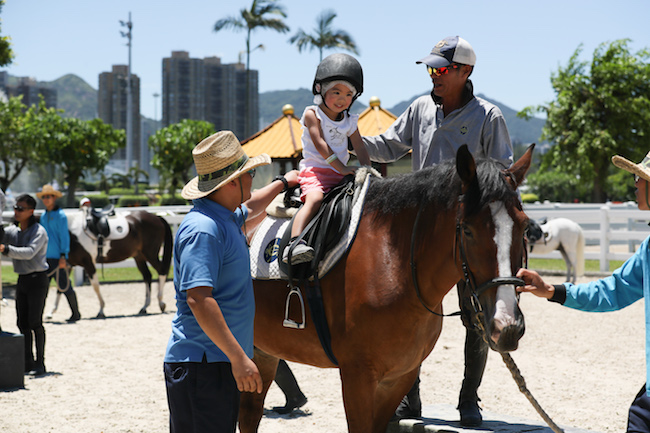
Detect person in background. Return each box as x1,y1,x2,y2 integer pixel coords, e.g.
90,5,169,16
517,150,650,433
361,36,513,426
0,194,49,375
271,359,308,414
37,184,80,322
164,130,299,432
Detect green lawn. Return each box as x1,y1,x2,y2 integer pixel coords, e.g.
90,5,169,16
528,257,624,274
0,258,621,288
1,265,160,286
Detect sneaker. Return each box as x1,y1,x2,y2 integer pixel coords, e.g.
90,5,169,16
282,240,314,265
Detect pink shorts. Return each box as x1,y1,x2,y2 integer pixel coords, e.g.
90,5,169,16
298,167,345,201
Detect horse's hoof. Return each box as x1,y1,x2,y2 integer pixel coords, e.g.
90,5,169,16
96,312,106,319
44,314,53,320
138,308,147,315
160,303,166,313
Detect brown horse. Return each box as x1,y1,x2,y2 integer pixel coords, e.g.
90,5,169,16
240,145,534,433
47,210,173,318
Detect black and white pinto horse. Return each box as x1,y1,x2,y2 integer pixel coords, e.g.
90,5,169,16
527,217,585,283
46,209,173,319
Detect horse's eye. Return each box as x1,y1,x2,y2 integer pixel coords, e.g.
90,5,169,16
463,226,473,239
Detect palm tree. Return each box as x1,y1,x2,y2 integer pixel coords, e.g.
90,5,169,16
214,0,289,70
289,10,359,62
214,0,289,137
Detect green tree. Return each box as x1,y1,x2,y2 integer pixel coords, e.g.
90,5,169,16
0,0,14,67
520,40,650,202
0,96,54,191
43,117,125,207
214,0,289,137
148,119,215,197
289,9,359,62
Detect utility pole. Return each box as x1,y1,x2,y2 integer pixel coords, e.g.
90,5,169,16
120,12,133,175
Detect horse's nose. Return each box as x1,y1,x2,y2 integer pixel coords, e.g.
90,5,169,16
490,311,525,352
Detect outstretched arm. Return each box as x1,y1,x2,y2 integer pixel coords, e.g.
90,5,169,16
349,130,370,166
516,268,556,299
244,170,299,220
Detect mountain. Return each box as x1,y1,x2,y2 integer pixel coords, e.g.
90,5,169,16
258,88,545,146
48,74,97,120
4,73,544,146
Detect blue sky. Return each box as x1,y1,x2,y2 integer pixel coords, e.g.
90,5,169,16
2,0,648,120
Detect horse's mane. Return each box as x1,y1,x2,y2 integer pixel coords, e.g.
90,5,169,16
365,158,518,218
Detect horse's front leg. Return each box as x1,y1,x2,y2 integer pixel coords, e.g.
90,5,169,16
45,290,62,319
339,364,381,433
238,348,279,433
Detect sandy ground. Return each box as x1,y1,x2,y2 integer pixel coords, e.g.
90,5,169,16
0,273,644,433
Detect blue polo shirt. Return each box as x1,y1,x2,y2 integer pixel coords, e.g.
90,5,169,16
164,197,254,363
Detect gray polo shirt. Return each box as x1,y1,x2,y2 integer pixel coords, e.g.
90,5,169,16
363,94,513,170
3,223,49,275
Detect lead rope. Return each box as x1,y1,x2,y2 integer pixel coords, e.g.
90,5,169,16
500,352,565,433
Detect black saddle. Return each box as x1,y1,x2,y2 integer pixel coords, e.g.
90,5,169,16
86,204,116,239
278,174,356,280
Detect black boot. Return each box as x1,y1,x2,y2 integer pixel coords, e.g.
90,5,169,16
272,360,307,414
393,370,421,420
65,289,81,323
23,330,34,373
32,328,46,376
458,326,487,427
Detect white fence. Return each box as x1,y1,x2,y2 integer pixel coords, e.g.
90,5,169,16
524,202,650,272
4,203,648,274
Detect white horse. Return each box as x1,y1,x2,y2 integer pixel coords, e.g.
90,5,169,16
526,217,585,283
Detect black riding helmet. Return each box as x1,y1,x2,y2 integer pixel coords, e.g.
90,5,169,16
312,53,363,110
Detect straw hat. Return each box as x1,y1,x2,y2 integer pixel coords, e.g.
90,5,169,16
612,151,650,182
36,184,63,199
181,130,271,200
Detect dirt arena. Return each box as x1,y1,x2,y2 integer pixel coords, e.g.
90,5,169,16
0,274,643,432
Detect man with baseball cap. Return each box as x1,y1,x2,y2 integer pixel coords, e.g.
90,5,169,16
163,130,298,432
518,151,650,431
361,36,514,426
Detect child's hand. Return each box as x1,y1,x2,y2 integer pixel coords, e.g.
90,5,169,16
341,166,357,176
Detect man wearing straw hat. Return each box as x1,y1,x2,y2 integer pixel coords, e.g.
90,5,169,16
518,151,650,431
163,130,298,432
37,184,80,323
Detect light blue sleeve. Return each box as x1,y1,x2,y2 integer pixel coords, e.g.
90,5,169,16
563,241,646,312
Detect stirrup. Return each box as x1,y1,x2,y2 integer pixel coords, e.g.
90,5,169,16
283,284,306,329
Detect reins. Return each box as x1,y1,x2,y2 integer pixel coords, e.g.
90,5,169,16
408,193,564,433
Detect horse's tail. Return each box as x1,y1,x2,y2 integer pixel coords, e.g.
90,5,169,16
575,225,585,278
159,216,173,277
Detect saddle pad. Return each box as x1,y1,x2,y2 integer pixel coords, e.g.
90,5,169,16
82,212,130,241
250,171,373,280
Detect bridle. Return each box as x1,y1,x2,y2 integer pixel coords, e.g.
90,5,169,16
409,195,525,318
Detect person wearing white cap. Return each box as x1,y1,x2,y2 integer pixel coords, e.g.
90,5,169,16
361,36,514,426
163,130,298,432
518,151,650,432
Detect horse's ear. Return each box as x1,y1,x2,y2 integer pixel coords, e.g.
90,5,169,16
507,143,535,188
456,144,477,193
